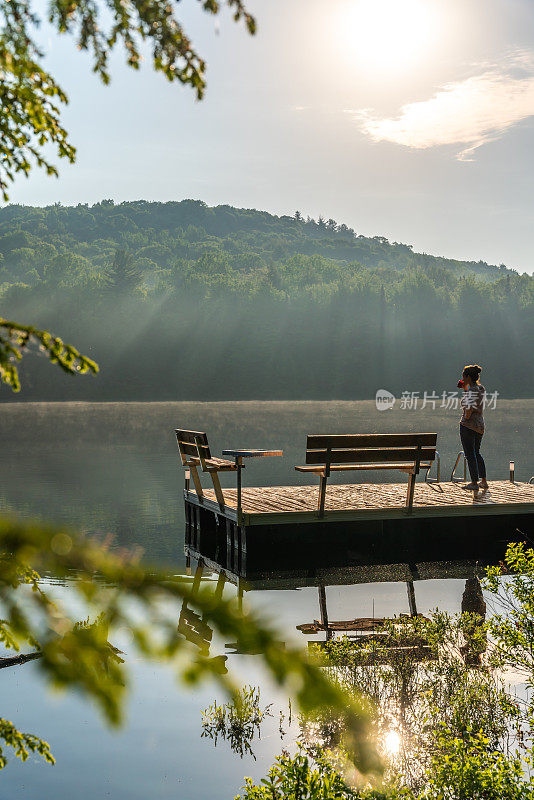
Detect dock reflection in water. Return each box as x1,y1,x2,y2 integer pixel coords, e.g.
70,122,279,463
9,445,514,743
184,521,523,790
182,518,505,657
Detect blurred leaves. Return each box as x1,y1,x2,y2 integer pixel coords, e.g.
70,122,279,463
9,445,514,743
0,0,255,196
0,515,379,774
0,317,98,391
0,33,75,201
235,746,399,800
0,718,55,770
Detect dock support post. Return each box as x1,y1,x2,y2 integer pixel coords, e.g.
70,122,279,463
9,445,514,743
193,558,204,591
318,584,331,640
214,515,223,563
185,507,192,547
240,527,247,574
214,571,226,601
233,524,241,574
236,457,243,526
406,580,417,617
185,501,191,531
226,519,233,570
193,506,200,550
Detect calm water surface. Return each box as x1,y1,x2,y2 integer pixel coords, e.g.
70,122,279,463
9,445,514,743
0,400,532,798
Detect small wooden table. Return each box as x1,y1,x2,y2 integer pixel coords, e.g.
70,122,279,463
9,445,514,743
222,449,283,524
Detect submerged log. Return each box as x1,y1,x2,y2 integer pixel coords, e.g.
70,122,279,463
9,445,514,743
297,613,429,634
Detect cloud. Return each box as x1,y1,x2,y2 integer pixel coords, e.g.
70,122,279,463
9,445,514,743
357,52,534,160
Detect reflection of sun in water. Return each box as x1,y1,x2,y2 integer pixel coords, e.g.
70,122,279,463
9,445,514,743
384,729,402,756
337,0,443,76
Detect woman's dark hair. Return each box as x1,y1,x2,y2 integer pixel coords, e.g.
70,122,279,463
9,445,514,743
463,364,482,382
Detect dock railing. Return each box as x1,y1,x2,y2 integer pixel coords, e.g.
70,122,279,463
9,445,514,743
424,451,440,484
451,451,467,484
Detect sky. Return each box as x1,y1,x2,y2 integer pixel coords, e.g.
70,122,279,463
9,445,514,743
7,0,534,273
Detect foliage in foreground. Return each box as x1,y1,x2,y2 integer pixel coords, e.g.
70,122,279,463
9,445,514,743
419,730,533,800
0,0,255,199
0,317,98,391
0,717,55,770
484,540,534,680
235,741,534,800
235,748,402,800
0,516,377,773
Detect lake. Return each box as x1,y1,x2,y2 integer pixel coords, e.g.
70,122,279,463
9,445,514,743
0,400,532,798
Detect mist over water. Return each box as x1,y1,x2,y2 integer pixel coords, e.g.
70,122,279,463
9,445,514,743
0,400,532,565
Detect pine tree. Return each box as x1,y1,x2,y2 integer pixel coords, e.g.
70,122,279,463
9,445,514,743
106,250,141,293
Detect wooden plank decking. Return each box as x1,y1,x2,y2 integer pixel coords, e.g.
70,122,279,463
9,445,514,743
196,480,534,524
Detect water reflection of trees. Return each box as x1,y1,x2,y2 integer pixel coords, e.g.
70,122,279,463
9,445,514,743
201,685,273,759
305,600,524,793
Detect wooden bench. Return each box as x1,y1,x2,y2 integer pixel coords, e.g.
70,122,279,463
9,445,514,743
175,429,237,509
295,433,437,516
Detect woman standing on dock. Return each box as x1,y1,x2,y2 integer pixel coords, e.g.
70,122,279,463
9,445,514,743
459,364,488,491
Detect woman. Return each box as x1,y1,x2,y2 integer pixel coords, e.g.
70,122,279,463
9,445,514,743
458,364,488,491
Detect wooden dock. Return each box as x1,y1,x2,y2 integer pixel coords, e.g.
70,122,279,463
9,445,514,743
184,480,534,581
195,480,534,524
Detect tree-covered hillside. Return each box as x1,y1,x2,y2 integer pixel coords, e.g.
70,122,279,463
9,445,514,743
0,199,517,287
0,200,532,399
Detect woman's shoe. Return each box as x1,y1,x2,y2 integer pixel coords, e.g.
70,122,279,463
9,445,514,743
462,482,479,490
479,479,488,490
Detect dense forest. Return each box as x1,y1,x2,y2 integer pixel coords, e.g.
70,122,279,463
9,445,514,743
0,200,532,399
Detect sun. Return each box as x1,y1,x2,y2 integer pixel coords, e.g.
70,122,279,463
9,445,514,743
337,0,443,77
383,729,402,756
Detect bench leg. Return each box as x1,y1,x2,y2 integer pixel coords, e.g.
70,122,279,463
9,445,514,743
210,470,225,510
318,473,328,517
406,471,416,512
189,464,204,501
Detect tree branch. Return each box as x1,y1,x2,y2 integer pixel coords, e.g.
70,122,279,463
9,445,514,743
0,652,41,669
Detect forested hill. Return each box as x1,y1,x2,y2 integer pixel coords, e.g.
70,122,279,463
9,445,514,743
0,200,517,284
0,200,532,400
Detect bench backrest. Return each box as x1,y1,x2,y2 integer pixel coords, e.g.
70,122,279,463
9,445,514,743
305,433,437,468
175,429,211,465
